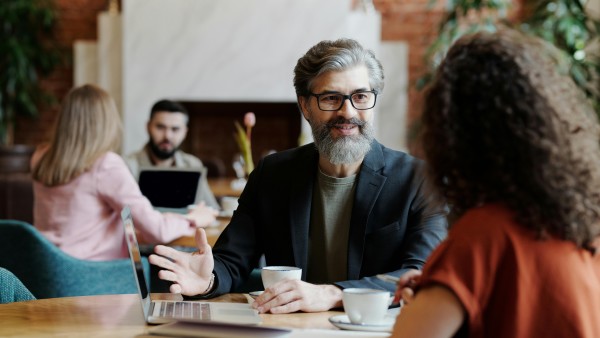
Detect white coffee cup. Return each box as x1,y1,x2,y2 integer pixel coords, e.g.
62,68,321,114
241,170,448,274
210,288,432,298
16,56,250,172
220,196,238,215
342,288,390,325
261,266,302,289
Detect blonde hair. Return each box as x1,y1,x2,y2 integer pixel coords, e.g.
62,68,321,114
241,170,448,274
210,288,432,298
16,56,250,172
33,84,122,186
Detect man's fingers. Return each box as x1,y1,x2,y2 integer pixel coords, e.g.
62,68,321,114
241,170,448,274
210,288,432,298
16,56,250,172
256,290,299,313
268,299,302,314
149,254,179,271
194,228,210,253
154,244,181,259
253,280,296,305
158,269,179,283
170,283,182,294
148,254,169,268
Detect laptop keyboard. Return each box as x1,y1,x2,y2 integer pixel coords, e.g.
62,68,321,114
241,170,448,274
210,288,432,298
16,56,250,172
158,301,211,320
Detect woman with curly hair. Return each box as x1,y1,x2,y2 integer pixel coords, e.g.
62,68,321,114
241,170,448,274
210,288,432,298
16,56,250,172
391,29,600,337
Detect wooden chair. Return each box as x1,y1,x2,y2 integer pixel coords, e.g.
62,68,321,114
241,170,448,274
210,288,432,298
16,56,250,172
0,220,147,299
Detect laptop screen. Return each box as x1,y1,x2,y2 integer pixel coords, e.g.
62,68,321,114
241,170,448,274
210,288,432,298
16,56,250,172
121,206,151,317
138,169,201,208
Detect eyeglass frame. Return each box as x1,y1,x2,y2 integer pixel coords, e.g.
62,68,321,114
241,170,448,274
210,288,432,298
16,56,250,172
308,90,378,111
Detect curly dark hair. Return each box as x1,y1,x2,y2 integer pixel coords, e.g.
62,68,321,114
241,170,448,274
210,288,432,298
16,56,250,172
421,29,600,248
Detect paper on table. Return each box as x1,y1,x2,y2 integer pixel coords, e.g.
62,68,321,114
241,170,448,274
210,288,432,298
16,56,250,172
148,322,392,338
289,328,390,338
148,320,291,338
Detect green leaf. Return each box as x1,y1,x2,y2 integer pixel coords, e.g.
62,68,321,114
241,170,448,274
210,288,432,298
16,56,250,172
0,0,62,145
422,0,600,119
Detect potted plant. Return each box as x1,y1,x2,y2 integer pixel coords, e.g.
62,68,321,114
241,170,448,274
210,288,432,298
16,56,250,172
0,0,61,147
419,0,599,114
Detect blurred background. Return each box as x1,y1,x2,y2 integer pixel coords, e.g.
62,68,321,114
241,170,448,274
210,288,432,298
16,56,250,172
2,0,599,165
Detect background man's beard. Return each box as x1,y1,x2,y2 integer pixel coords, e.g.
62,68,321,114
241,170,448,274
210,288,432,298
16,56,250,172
311,117,374,165
148,141,178,160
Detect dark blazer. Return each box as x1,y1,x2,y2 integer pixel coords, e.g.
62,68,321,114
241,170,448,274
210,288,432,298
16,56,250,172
210,140,448,295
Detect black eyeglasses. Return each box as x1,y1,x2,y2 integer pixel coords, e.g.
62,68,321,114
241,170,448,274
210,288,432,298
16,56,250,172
309,90,378,111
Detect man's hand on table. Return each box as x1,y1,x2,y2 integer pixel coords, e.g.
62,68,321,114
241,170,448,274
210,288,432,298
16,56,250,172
252,280,343,314
149,228,214,295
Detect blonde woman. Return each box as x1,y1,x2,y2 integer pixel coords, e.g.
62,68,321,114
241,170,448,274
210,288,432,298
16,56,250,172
31,84,217,261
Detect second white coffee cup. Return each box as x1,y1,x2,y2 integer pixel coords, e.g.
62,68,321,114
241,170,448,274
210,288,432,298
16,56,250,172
220,196,238,216
342,288,390,325
261,266,302,289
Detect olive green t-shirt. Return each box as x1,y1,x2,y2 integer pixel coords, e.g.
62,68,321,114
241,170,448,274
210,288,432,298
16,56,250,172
307,169,357,284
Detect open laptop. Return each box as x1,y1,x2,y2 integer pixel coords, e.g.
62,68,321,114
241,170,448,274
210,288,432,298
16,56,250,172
138,167,204,214
121,206,262,325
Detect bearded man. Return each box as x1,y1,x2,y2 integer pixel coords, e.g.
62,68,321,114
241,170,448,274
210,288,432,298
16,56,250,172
149,38,448,313
125,100,218,209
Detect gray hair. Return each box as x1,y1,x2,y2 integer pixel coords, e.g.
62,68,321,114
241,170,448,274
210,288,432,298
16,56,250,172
293,38,384,98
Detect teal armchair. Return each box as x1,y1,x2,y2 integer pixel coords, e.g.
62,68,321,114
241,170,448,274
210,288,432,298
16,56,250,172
0,220,146,299
0,267,35,303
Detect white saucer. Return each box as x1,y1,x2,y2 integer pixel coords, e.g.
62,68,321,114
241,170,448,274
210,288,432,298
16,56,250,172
328,314,395,332
248,290,263,299
218,210,234,218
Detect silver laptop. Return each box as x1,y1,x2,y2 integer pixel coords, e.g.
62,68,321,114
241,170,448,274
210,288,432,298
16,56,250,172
138,167,205,214
121,206,262,325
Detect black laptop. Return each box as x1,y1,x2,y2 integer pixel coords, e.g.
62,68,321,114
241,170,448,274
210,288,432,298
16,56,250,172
138,167,202,213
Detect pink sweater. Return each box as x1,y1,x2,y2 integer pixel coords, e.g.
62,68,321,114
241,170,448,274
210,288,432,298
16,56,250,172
32,150,195,261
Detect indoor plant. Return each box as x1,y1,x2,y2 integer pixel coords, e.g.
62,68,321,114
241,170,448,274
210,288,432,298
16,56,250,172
0,0,61,146
233,112,256,176
420,0,599,114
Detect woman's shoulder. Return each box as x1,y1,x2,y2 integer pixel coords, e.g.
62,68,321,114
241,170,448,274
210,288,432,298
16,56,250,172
91,151,128,171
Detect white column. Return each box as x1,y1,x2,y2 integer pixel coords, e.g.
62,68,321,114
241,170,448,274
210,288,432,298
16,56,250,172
98,11,123,116
377,42,409,152
73,41,98,86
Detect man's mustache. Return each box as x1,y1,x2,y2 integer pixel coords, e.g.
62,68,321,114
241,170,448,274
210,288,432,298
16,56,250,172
326,117,366,129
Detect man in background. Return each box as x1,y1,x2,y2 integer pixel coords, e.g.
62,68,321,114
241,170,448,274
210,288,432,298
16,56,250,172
125,99,219,209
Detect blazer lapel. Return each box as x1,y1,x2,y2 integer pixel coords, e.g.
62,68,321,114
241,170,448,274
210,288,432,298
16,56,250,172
289,146,318,278
347,142,386,279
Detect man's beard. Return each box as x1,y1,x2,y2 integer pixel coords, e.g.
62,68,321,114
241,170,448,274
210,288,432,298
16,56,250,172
148,140,179,160
311,116,374,165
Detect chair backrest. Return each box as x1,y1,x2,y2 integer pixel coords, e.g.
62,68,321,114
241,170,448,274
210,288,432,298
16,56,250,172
0,172,34,223
0,220,142,299
0,267,35,303
202,156,227,178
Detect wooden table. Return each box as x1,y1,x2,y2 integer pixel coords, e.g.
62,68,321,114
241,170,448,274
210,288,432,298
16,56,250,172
167,216,229,248
208,177,244,198
0,293,351,337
